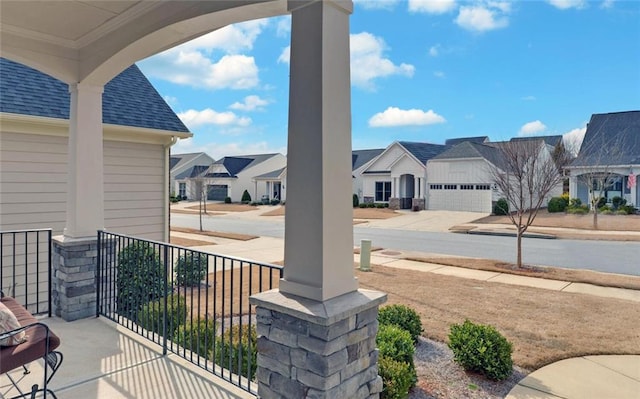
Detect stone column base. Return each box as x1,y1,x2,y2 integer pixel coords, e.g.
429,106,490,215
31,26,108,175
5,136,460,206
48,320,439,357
250,289,387,399
52,236,98,321
388,198,400,210
412,198,425,211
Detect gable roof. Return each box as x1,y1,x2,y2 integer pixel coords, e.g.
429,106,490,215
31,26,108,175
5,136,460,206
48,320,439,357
0,58,189,133
510,135,563,147
170,152,214,173
206,154,280,178
352,148,384,171
398,141,447,164
431,141,507,169
444,136,489,146
255,167,286,180
571,111,640,167
175,165,210,180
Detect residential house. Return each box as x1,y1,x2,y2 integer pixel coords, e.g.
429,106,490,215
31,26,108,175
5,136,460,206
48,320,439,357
0,58,190,241
191,153,287,202
360,141,447,209
352,148,385,201
427,136,564,213
170,152,215,199
253,167,287,202
566,111,640,207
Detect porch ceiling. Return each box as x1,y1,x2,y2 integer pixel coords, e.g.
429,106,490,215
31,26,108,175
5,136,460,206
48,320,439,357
0,0,287,85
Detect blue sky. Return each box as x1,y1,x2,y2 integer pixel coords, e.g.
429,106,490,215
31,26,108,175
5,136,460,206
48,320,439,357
137,0,640,160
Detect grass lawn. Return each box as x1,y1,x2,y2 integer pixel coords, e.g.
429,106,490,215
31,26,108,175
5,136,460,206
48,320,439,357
475,210,640,232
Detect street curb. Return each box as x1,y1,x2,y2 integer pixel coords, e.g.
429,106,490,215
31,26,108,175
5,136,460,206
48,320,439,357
459,229,557,239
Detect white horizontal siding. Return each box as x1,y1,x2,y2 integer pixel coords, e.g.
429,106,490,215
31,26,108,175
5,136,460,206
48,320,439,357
0,132,67,233
103,140,165,241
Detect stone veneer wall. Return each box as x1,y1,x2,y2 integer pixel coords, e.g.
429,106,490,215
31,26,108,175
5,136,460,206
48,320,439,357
388,197,400,210
52,237,101,321
251,289,387,399
412,198,425,211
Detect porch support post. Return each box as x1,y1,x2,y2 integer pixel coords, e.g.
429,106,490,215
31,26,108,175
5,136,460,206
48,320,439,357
64,83,105,239
252,1,385,398
280,0,357,302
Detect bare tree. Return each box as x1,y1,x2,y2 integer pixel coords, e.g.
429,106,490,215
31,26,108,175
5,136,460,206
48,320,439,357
488,139,570,268
569,131,627,229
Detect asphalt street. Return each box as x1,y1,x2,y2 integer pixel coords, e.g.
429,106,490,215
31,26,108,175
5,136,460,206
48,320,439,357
171,213,640,276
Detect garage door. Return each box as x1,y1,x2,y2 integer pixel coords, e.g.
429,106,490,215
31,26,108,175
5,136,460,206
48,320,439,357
429,187,492,213
207,185,228,201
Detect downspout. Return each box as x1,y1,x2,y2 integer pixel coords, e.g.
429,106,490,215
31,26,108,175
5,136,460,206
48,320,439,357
164,136,178,243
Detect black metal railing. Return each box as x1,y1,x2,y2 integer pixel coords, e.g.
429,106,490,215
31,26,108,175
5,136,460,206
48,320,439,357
96,230,283,394
0,229,53,316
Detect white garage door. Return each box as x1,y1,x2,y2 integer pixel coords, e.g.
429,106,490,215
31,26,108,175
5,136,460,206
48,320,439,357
429,186,492,213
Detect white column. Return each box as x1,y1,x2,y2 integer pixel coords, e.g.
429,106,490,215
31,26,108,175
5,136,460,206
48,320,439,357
281,0,357,301
64,83,104,239
414,176,419,198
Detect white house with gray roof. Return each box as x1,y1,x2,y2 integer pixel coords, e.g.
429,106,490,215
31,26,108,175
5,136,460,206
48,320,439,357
185,153,287,203
566,111,640,207
170,152,215,199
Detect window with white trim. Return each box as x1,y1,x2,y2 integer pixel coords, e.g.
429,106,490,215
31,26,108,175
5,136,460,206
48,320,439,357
375,181,392,202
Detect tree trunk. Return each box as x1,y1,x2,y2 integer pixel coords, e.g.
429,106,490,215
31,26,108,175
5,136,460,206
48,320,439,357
593,207,598,229
516,230,523,269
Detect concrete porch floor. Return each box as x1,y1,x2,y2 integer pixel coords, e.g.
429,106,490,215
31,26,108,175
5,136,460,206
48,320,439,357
0,317,254,399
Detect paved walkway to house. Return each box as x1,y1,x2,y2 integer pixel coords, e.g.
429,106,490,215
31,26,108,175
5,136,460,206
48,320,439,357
169,205,640,398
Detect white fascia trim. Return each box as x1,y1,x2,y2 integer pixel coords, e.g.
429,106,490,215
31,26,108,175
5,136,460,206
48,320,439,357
0,112,191,144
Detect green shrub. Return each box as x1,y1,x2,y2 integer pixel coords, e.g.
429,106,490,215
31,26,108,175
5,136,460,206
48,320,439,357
241,190,252,204
137,294,187,339
376,324,416,387
368,203,376,208
621,204,636,215
376,203,386,208
615,209,628,215
359,203,368,208
600,209,613,215
175,253,208,287
224,197,232,204
215,325,257,379
378,304,423,343
568,197,582,208
270,199,280,205
384,203,389,208
378,356,413,399
117,243,166,320
170,196,180,203
611,196,626,210
448,319,513,380
596,197,607,208
175,317,216,360
547,196,568,213
353,194,360,208
493,198,509,215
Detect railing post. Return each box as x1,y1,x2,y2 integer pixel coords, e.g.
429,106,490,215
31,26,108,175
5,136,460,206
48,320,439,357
47,229,52,318
162,245,169,356
96,231,101,318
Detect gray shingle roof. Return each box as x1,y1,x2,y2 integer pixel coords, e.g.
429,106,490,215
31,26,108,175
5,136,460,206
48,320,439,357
207,154,279,178
432,141,507,169
255,167,286,179
0,58,189,133
352,148,384,171
444,136,489,146
398,141,447,164
510,135,563,147
571,111,640,167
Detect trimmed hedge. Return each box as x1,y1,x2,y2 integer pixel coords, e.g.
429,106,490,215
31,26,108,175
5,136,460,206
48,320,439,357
137,294,187,339
241,190,252,204
175,317,216,360
547,196,568,213
448,319,513,380
214,325,257,380
175,253,208,287
378,304,423,343
493,198,509,215
377,324,416,390
379,356,413,399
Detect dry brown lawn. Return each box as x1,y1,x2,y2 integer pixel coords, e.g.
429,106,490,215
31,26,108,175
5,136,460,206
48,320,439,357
169,235,215,247
178,262,639,371
475,211,640,231
260,205,400,220
356,266,640,370
170,227,257,241
185,203,256,212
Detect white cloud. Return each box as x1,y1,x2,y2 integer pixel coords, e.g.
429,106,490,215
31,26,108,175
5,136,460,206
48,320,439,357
354,0,401,10
434,71,445,78
171,138,286,160
369,107,446,127
138,20,268,90
275,16,291,37
455,4,510,32
178,109,251,129
601,0,614,8
521,95,536,101
163,95,178,107
229,95,269,112
562,127,587,154
518,120,547,136
429,45,440,57
277,46,290,64
547,0,586,9
351,32,415,90
409,0,457,14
